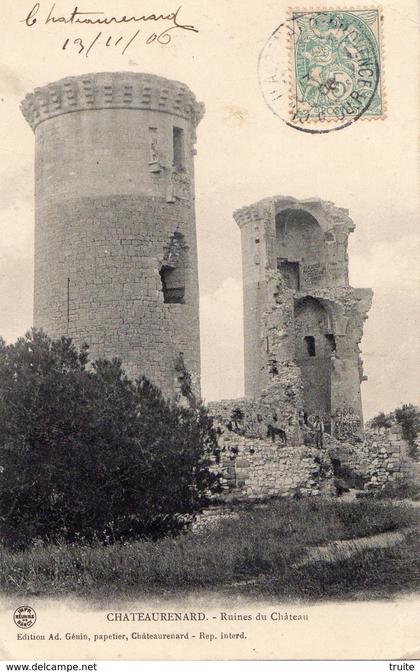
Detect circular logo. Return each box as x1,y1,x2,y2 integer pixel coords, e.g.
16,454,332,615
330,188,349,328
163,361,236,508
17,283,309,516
258,10,381,133
13,606,37,629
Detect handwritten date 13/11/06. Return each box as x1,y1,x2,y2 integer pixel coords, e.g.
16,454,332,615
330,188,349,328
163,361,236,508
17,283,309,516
62,28,174,56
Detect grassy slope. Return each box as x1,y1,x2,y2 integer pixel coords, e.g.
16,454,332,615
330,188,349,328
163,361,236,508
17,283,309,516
1,499,419,600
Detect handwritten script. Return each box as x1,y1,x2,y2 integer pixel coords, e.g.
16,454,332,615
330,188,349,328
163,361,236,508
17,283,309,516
22,2,199,56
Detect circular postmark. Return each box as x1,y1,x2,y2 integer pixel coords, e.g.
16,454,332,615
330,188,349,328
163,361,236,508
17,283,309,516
13,606,37,629
258,10,382,133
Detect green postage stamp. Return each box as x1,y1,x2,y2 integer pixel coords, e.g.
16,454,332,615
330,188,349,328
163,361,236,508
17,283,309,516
289,9,385,126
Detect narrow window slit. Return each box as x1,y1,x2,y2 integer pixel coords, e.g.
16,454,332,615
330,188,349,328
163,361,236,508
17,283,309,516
173,126,185,171
325,333,336,352
304,335,316,357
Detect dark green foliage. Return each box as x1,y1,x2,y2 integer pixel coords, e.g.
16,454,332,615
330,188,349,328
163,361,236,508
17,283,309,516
395,404,419,456
370,411,392,429
0,330,219,550
330,458,367,491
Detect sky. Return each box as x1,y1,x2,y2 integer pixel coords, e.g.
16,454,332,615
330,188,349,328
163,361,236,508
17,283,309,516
0,0,418,419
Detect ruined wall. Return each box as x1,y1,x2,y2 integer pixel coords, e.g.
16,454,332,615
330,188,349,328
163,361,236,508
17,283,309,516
328,417,420,490
208,371,303,446
295,296,332,417
214,428,334,500
234,196,372,431
363,423,420,488
209,401,419,501
205,194,373,502
207,396,335,500
21,73,204,398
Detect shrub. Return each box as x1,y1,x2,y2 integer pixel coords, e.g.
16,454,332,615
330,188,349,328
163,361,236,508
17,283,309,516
370,411,392,429
395,404,419,456
330,458,367,491
0,330,220,549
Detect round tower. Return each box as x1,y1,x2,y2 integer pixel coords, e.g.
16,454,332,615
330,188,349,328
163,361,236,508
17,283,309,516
21,72,205,399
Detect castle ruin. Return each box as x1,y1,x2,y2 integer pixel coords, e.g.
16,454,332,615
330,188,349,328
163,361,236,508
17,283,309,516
236,195,373,434
21,72,204,400
209,196,374,499
22,71,400,499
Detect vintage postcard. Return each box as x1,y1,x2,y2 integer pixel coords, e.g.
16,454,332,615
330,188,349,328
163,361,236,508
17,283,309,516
0,0,419,665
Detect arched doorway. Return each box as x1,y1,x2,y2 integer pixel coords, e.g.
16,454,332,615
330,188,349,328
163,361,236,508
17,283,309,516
294,297,333,424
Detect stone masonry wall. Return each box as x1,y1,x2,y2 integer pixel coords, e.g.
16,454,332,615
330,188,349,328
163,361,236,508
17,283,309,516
326,417,420,490
22,73,204,399
34,194,201,398
208,374,303,447
213,428,334,499
209,403,420,500
234,195,372,435
207,401,334,500
363,425,420,489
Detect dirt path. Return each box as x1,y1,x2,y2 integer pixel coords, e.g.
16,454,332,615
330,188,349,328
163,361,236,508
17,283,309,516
228,524,415,588
295,527,411,566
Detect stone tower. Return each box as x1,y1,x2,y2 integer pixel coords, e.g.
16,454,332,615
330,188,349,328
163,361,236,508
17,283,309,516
234,196,372,433
21,72,204,399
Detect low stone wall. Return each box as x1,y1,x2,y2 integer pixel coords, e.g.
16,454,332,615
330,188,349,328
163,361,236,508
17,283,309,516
214,428,334,499
208,406,419,500
191,505,240,532
325,423,420,490
363,424,420,488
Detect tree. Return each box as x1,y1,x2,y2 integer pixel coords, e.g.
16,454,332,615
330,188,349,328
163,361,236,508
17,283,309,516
0,330,220,549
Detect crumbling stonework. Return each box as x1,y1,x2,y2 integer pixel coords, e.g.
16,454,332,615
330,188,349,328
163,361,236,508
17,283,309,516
234,195,372,437
213,426,334,500
205,195,372,501
327,410,420,490
19,72,416,506
21,72,204,399
208,376,302,446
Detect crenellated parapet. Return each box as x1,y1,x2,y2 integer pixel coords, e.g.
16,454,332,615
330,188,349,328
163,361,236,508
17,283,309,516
21,72,205,132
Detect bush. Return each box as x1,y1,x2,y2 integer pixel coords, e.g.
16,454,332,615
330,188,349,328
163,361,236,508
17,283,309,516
395,404,419,456
370,411,392,429
330,458,367,491
0,330,219,549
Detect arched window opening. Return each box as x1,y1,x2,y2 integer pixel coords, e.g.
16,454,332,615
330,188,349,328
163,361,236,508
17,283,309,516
276,209,323,253
275,209,325,288
304,335,316,357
